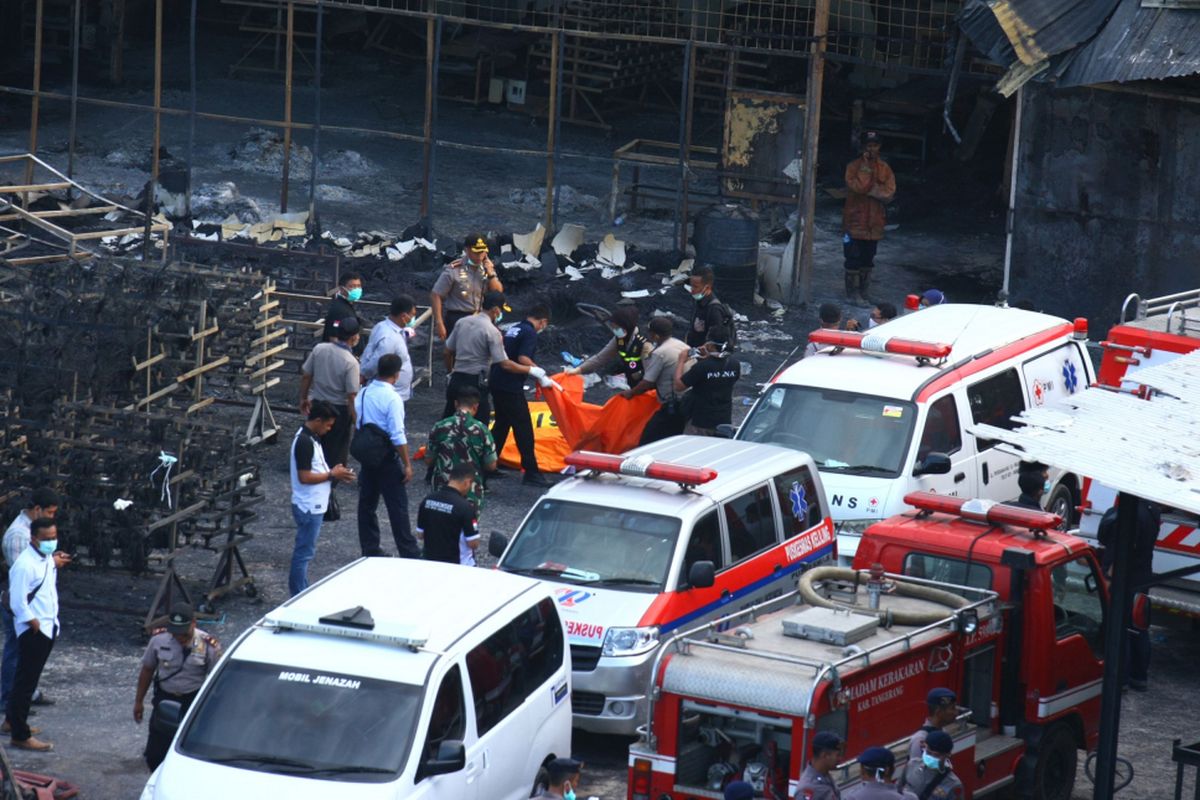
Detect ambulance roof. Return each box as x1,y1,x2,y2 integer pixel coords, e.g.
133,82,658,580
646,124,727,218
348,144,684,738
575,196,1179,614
773,304,1073,401
230,559,546,685
544,436,817,517
661,588,978,718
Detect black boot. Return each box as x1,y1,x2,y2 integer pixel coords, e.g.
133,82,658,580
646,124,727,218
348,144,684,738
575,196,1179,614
858,268,873,306
844,270,860,303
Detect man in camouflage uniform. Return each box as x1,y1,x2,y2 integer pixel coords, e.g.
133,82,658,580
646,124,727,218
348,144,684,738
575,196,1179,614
427,385,498,510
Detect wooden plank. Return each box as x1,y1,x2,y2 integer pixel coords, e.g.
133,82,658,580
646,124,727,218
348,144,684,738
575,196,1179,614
190,324,219,342
134,382,181,408
249,328,287,348
146,500,208,533
248,359,285,380
187,397,216,414
174,355,230,382
132,351,167,370
0,205,118,223
0,181,71,193
253,313,283,330
250,376,281,394
245,342,289,366
72,224,164,241
257,299,280,313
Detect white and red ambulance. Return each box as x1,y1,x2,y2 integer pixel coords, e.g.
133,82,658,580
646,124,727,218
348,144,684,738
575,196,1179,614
488,435,834,735
736,304,1095,560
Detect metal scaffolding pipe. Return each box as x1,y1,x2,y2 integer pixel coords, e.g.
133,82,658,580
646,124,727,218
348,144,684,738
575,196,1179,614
307,0,325,231
24,0,44,199
67,0,81,186
188,0,198,211
280,2,296,213
796,0,830,306
544,30,560,231
151,0,164,186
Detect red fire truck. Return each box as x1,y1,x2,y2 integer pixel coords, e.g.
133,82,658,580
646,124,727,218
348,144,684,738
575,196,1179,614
629,493,1106,800
1077,287,1200,615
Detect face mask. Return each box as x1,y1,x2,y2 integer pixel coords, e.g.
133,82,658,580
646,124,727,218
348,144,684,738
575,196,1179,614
868,318,879,329
347,287,363,302
1043,479,1052,494
38,540,56,556
495,312,504,323
563,783,576,800
690,290,705,301
610,327,626,339
922,753,942,771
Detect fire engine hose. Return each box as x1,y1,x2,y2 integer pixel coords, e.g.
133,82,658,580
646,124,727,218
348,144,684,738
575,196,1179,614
797,567,968,626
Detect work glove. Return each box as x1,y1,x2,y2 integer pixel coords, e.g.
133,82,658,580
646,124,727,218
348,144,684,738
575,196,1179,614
528,366,548,383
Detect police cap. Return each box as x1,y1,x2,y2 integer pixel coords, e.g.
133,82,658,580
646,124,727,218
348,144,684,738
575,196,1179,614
166,602,194,635
546,757,583,784
813,731,845,755
332,316,360,338
925,730,954,755
926,687,956,709
482,291,507,311
724,781,755,800
858,746,895,770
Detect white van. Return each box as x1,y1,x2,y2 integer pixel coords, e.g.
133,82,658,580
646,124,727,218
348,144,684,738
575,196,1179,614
736,304,1095,559
489,436,833,736
140,558,571,800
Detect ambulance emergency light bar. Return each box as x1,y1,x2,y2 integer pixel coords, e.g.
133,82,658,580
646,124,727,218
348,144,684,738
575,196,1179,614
904,492,1062,531
565,451,717,486
807,330,952,361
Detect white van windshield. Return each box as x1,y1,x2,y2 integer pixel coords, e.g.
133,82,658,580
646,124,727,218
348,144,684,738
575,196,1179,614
501,500,681,591
738,385,916,477
179,661,420,781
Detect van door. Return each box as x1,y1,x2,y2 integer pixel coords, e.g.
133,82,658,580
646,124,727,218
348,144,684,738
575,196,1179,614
410,664,477,800
464,599,568,800
966,368,1026,503
911,393,975,500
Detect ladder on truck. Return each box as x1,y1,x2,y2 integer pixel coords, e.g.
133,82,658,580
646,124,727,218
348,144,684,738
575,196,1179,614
1120,288,1200,338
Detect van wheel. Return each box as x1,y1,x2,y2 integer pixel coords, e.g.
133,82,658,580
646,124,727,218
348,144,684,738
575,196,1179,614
1035,724,1077,800
1046,484,1076,530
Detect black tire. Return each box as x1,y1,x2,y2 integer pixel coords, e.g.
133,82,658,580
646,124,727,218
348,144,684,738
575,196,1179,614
1035,724,1077,800
1046,483,1076,530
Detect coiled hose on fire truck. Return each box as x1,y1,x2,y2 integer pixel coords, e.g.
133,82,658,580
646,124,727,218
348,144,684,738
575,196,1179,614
797,567,968,626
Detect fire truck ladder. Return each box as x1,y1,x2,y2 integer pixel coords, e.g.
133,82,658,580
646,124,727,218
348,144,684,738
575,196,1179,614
1120,288,1200,337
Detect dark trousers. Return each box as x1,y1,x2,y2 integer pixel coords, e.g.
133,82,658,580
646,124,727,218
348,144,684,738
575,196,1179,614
639,404,688,445
1125,590,1152,687
444,310,470,337
144,688,197,769
320,403,352,468
8,628,53,741
357,456,419,558
491,389,539,473
443,372,490,424
843,238,878,271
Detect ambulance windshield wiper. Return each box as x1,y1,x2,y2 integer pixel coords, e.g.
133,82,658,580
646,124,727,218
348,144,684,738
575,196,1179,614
822,463,891,475
207,754,319,772
509,565,601,582
585,577,660,587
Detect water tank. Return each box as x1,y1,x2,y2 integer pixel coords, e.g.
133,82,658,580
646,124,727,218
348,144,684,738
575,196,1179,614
693,203,760,303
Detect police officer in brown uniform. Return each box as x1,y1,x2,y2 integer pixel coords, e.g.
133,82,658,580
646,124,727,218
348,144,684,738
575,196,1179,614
908,687,958,762
797,731,845,800
431,233,505,343
134,602,220,770
845,747,918,800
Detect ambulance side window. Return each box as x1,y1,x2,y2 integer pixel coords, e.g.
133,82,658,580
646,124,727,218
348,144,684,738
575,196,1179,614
724,485,778,562
420,665,466,768
684,511,724,580
917,395,962,461
967,369,1025,451
772,467,823,535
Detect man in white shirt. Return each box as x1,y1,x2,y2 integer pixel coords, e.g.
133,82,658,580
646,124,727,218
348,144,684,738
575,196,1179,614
8,518,68,751
1,488,58,721
360,296,417,401
355,354,418,559
289,402,356,596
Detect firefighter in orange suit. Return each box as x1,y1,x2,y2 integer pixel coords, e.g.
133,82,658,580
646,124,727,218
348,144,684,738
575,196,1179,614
842,131,896,306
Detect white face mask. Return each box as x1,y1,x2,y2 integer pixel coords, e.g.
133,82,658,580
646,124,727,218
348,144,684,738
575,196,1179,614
868,317,879,329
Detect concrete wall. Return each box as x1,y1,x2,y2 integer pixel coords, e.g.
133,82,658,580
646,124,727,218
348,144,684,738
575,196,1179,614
1011,83,1200,328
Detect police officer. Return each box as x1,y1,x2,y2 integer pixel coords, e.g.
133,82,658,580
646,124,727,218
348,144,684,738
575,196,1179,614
443,291,547,423
900,730,963,800
431,233,505,341
724,780,754,800
798,731,845,800
844,747,917,800
623,316,690,445
908,687,958,761
535,756,585,799
566,305,652,387
134,602,220,770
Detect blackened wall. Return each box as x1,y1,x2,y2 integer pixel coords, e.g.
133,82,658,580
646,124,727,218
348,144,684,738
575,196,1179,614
1011,83,1200,328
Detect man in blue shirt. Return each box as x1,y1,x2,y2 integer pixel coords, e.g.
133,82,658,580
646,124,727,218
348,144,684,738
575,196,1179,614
489,302,552,487
360,295,417,401
355,353,418,558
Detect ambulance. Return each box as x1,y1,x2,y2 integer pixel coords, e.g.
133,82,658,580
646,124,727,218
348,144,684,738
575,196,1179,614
736,304,1095,560
489,435,834,735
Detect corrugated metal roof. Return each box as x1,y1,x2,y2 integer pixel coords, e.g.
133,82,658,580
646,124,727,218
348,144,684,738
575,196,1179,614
969,349,1200,516
958,0,1121,67
1054,1,1200,86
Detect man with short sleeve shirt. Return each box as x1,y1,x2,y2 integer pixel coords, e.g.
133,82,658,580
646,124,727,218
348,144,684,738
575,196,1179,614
674,339,741,436
300,317,361,483
289,402,356,596
360,295,416,401
444,291,547,424
355,354,418,559
623,316,689,444
490,303,551,486
431,233,504,341
797,731,844,800
7,518,67,751
418,463,480,565
134,602,220,769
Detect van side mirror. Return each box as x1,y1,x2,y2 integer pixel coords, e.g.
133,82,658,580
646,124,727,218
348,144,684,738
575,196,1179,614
423,740,466,777
687,561,715,589
150,699,183,739
488,532,509,558
913,452,952,476
715,424,736,439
